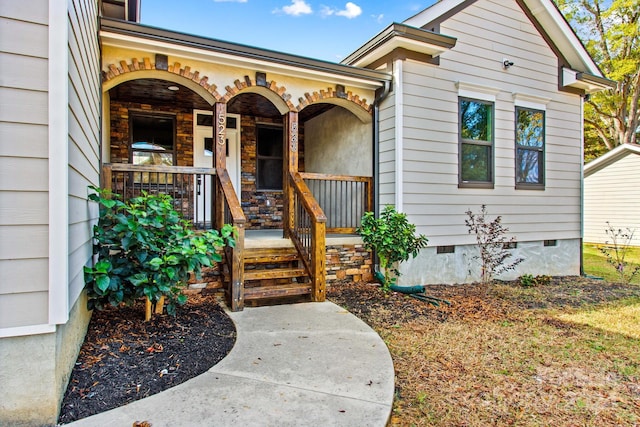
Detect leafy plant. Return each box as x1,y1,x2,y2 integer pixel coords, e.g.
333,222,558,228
465,205,524,284
519,274,552,287
358,205,428,290
84,187,235,318
599,222,640,284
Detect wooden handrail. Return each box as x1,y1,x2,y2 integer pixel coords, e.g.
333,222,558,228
106,163,218,175
216,168,246,311
288,171,326,302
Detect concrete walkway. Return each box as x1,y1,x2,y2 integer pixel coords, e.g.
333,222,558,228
64,301,395,427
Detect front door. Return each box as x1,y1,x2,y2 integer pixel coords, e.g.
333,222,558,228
193,110,241,225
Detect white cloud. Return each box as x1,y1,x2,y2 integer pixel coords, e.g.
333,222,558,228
335,2,361,19
213,0,248,2
371,13,384,23
277,0,312,16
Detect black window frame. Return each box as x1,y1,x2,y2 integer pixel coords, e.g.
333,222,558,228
129,111,177,166
515,106,545,190
458,97,495,189
256,123,284,191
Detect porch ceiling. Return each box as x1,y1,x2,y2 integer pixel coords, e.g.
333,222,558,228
109,78,335,121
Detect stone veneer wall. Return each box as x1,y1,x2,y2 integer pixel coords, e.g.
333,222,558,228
109,100,194,166
325,243,372,283
239,115,305,229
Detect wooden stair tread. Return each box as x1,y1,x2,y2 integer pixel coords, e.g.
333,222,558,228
243,247,300,264
244,267,307,281
244,283,312,300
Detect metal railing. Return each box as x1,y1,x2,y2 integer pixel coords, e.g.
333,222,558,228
102,163,217,229
300,172,372,234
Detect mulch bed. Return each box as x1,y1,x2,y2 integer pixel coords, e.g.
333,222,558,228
58,277,638,424
58,294,235,424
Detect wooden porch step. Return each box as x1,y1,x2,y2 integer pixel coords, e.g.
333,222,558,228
244,283,312,300
243,247,300,264
244,267,306,281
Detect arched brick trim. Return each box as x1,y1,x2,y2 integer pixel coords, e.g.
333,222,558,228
220,76,294,115
101,58,222,103
296,87,373,123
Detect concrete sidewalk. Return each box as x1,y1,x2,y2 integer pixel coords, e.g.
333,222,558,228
63,301,395,427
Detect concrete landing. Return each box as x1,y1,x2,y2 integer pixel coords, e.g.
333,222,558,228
62,301,394,427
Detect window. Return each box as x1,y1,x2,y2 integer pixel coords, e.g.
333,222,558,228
256,125,283,190
515,107,545,188
130,113,175,166
459,98,494,187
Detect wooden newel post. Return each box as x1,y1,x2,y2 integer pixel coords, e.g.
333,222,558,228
283,111,298,237
214,102,227,230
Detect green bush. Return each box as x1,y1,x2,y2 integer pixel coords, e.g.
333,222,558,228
358,205,428,290
84,187,235,316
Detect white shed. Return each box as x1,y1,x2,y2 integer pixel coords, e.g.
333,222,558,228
584,144,640,246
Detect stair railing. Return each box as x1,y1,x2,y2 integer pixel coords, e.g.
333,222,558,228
216,168,246,311
287,171,327,302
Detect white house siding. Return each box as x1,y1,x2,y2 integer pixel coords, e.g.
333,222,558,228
68,0,101,309
378,90,396,206
397,0,583,283
0,0,51,329
584,153,640,246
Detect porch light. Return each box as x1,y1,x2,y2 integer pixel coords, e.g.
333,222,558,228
167,85,179,91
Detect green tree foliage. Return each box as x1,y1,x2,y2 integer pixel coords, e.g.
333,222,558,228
555,0,639,161
84,187,235,317
358,206,428,290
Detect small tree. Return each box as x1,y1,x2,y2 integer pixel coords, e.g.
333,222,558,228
599,222,640,284
358,206,428,290
84,187,235,320
465,205,523,284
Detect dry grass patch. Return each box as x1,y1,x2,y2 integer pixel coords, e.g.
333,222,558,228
558,299,640,339
328,279,640,427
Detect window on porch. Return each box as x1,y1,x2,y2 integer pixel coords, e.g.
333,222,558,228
256,124,283,190
130,112,176,183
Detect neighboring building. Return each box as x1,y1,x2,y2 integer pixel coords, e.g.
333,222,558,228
0,0,613,425
584,144,640,246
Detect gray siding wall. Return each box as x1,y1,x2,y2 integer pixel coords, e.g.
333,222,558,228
0,1,51,328
400,0,583,247
378,89,396,206
584,154,640,246
68,0,101,308
0,0,100,330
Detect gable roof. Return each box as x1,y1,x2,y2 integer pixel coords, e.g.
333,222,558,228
402,0,614,91
584,144,640,177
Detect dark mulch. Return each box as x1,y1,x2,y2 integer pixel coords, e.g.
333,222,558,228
58,294,236,424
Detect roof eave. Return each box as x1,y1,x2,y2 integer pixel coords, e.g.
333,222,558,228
562,68,617,94
99,17,392,88
585,144,640,177
342,23,457,68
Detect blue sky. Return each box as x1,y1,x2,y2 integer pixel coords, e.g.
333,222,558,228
140,0,437,62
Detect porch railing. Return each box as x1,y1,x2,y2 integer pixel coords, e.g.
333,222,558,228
216,168,246,311
102,163,217,229
288,171,327,302
300,172,373,234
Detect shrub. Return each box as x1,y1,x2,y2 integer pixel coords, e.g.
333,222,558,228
599,222,640,284
465,205,523,284
84,187,235,318
358,205,428,290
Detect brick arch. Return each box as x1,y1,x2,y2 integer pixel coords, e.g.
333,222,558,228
220,76,294,115
101,58,221,105
296,87,373,123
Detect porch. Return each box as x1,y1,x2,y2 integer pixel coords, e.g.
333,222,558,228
102,163,373,310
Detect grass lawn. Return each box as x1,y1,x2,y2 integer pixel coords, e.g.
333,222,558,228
329,274,640,426
583,244,640,284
